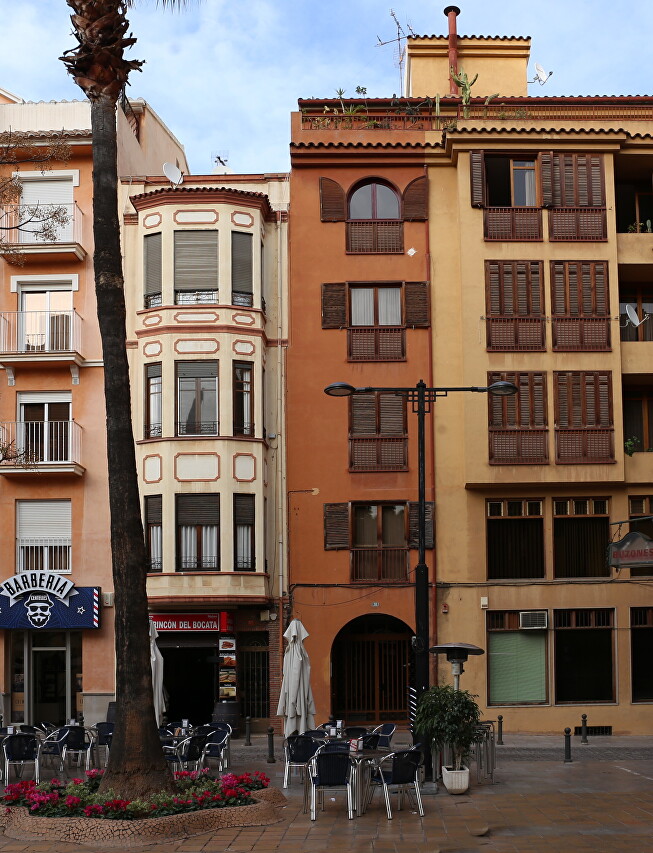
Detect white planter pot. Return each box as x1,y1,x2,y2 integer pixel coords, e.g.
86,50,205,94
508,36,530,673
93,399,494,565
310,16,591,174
441,765,470,794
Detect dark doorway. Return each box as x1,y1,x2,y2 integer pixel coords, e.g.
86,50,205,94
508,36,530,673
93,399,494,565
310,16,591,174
331,614,412,725
160,646,217,724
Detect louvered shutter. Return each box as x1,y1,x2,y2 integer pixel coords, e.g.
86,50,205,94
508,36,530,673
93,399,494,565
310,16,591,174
144,233,162,297
531,373,547,427
593,262,608,315
17,500,71,538
408,502,434,549
486,263,502,315
20,178,74,241
176,493,219,525
488,371,507,427
324,503,349,550
231,232,253,297
470,151,486,207
551,263,567,314
539,151,554,207
146,362,162,380
145,495,162,525
321,283,347,328
404,282,430,327
319,177,346,221
234,494,255,524
378,393,405,436
402,176,428,220
555,372,571,428
174,231,218,292
176,360,217,378
552,154,605,207
350,393,377,435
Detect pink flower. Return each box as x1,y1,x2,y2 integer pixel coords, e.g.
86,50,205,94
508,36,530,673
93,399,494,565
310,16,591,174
65,795,82,808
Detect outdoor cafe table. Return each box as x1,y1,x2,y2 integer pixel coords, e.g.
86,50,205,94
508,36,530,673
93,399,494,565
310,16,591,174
348,749,388,815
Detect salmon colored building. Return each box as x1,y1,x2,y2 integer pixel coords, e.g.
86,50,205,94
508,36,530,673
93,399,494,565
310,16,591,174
0,87,187,725
286,7,653,733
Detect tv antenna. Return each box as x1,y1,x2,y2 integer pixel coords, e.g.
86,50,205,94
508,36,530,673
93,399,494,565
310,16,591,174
625,303,650,328
162,162,184,188
377,9,416,97
529,62,553,85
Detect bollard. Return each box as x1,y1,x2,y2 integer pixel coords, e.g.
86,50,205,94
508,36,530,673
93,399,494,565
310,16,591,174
564,727,572,763
245,716,251,746
580,713,588,745
266,726,276,763
497,715,504,745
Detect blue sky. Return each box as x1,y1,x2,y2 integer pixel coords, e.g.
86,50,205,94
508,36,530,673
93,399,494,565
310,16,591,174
1,1,652,175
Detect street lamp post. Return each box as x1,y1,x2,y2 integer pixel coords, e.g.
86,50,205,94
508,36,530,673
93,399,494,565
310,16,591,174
324,379,517,713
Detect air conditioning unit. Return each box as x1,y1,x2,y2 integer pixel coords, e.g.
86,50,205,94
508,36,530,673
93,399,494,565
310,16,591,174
519,610,548,629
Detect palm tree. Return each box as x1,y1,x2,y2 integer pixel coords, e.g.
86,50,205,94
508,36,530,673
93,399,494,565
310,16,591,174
60,0,190,798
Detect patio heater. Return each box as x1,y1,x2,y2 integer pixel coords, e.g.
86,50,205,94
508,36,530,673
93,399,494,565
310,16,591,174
429,642,484,691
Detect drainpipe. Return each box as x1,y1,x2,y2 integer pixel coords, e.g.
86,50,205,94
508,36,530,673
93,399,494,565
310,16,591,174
444,6,461,95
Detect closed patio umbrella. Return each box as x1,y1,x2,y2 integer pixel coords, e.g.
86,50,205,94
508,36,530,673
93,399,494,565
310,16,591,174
149,619,166,726
277,619,316,736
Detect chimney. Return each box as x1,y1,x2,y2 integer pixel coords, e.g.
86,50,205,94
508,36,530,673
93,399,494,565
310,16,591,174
444,6,461,95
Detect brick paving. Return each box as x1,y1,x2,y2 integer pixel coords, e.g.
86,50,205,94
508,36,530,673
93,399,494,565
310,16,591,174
1,733,653,851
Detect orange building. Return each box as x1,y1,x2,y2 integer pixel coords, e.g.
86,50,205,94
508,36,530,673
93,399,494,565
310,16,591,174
0,88,187,725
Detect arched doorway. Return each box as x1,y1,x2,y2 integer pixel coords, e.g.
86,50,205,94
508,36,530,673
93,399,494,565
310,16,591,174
331,615,412,725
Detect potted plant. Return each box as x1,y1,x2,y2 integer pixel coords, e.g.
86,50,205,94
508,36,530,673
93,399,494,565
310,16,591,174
414,684,481,794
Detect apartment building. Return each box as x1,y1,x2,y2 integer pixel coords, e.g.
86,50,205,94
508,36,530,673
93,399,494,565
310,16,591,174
0,87,187,725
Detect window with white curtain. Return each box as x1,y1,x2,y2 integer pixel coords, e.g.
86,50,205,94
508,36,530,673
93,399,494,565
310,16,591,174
145,495,162,572
234,494,255,571
350,286,402,327
176,494,220,571
233,362,254,436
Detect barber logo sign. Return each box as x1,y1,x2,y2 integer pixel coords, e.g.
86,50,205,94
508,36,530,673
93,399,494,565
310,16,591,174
0,571,100,630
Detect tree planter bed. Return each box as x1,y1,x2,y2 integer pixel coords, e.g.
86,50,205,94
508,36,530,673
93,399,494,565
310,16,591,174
2,789,285,847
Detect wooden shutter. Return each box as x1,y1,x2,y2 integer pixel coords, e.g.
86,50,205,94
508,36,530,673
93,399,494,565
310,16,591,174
176,360,217,378
551,261,609,316
324,503,349,550
234,494,255,524
321,283,347,328
176,493,219,525
320,177,346,221
539,151,554,208
552,154,605,207
231,231,253,295
174,231,218,291
144,233,162,297
402,176,428,220
145,495,162,525
555,371,612,428
489,372,546,428
470,151,486,207
404,282,430,327
378,393,405,436
350,393,377,435
486,262,542,315
408,502,434,549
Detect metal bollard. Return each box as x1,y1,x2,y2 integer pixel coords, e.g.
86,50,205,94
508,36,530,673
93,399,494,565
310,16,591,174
497,715,504,745
245,716,251,746
580,713,588,745
564,727,572,763
266,726,276,763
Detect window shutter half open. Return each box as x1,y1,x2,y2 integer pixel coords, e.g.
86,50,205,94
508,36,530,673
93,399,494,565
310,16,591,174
319,177,346,221
176,493,219,525
145,495,162,525
321,283,347,328
404,282,430,327
350,393,377,435
539,151,553,207
174,231,218,292
17,500,71,538
324,503,349,549
402,176,428,220
231,231,253,295
234,494,255,524
144,233,162,296
408,502,434,549
470,151,486,207
378,393,405,436
176,360,218,378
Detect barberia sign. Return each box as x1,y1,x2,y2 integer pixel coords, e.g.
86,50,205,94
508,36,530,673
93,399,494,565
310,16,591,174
607,531,653,568
0,571,99,630
150,612,233,632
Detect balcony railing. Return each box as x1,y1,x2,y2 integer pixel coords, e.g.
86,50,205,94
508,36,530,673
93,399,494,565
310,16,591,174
351,548,408,582
0,421,82,466
484,208,542,241
548,208,607,241
176,557,220,572
489,429,549,464
552,317,611,351
348,327,405,360
346,221,403,253
350,437,408,471
232,291,254,307
175,290,218,305
486,317,545,351
0,311,82,355
555,428,615,463
17,539,71,573
0,203,83,245
176,421,219,436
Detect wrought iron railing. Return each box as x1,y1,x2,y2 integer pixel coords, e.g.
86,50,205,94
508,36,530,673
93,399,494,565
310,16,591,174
351,548,408,582
349,437,408,471
176,421,219,436
175,290,218,304
176,557,220,572
0,421,81,465
0,310,82,355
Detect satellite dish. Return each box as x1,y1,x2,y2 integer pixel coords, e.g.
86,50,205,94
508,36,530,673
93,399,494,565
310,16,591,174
530,63,553,85
626,304,644,327
163,162,183,188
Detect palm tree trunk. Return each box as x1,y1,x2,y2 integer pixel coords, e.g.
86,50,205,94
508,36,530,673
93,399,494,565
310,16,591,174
90,93,172,797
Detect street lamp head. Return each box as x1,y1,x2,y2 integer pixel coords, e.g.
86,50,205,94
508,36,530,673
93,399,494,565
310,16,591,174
487,380,519,397
324,383,356,397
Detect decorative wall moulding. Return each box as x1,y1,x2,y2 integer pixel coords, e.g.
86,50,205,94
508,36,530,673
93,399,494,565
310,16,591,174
173,312,219,324
143,341,163,357
232,313,256,326
174,452,220,482
174,209,219,225
143,454,163,483
231,211,254,228
263,459,268,486
143,314,163,327
233,453,256,482
174,339,219,354
143,212,162,229
233,339,256,356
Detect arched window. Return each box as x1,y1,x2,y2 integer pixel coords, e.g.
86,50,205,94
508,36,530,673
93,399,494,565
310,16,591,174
348,181,400,220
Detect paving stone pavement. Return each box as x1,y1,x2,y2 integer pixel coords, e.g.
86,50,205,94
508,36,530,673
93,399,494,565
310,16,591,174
2,732,653,852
